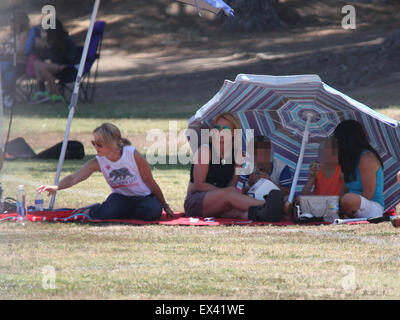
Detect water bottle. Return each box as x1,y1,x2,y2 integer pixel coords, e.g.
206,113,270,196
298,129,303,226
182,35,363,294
34,191,44,211
16,185,27,225
324,198,340,223
0,183,3,213
236,154,252,193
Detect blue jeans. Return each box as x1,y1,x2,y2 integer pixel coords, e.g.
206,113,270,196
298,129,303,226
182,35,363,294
89,193,162,221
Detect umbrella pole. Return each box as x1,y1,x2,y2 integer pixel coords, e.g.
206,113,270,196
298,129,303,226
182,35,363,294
12,3,17,67
288,113,313,204
3,2,17,155
49,0,101,210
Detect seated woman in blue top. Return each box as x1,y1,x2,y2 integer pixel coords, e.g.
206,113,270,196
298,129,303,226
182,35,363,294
333,120,384,219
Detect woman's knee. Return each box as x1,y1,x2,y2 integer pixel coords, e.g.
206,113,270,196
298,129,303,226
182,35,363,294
221,186,238,199
137,197,163,221
89,193,126,219
340,193,361,215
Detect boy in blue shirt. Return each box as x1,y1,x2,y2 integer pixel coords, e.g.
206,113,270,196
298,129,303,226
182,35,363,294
247,136,293,196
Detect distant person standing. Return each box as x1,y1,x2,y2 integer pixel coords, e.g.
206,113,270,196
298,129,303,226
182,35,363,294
0,11,31,107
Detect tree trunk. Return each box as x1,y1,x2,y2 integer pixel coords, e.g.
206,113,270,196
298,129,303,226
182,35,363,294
222,0,285,32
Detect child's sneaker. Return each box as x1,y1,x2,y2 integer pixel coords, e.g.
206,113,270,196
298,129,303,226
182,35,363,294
49,94,64,104
29,91,49,104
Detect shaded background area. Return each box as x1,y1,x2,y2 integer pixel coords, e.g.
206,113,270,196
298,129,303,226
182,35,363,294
1,0,399,107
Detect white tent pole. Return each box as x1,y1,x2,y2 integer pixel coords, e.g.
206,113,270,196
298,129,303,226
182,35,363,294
288,113,313,204
0,70,4,154
49,0,101,210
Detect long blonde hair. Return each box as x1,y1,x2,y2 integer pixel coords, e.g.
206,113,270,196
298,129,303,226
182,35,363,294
209,112,241,131
93,123,131,149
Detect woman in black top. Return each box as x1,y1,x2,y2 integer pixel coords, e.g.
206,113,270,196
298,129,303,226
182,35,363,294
185,112,278,220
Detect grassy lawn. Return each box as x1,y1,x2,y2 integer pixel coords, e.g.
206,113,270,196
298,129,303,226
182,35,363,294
1,222,400,299
1,98,400,300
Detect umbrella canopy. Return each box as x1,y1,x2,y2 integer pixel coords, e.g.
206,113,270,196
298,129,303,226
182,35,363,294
176,0,234,16
189,74,400,211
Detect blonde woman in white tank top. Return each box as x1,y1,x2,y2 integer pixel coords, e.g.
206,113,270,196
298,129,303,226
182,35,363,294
37,123,174,220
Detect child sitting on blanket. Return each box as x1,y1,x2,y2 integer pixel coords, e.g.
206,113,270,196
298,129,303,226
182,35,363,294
246,136,293,196
301,136,345,196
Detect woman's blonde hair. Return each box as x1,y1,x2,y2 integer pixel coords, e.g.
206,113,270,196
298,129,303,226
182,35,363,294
93,123,131,149
209,112,241,131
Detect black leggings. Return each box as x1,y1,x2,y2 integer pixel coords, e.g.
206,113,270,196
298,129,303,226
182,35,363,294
89,193,162,221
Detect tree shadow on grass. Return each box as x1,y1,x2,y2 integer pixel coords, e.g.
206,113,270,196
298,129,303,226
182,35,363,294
7,100,201,120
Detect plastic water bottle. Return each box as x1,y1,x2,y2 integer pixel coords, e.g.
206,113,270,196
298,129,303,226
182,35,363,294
16,185,27,225
236,155,252,192
0,183,3,213
34,191,44,211
324,198,340,223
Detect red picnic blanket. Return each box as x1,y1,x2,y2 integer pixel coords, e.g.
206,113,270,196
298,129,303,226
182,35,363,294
1,209,376,226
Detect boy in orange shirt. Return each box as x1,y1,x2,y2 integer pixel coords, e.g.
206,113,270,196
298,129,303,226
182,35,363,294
302,136,345,196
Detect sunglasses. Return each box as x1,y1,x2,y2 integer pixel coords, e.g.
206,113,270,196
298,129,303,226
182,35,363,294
91,140,104,148
213,124,231,131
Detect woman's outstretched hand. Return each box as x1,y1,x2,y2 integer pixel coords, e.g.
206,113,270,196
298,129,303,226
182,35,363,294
37,185,58,196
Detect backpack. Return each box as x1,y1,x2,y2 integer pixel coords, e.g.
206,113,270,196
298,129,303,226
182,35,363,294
4,138,85,160
35,141,85,160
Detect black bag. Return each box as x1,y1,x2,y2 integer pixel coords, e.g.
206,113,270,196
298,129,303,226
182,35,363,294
35,140,85,160
4,137,36,159
5,137,85,160
248,189,285,222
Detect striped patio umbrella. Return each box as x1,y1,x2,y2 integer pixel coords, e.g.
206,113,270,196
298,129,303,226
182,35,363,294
188,74,400,211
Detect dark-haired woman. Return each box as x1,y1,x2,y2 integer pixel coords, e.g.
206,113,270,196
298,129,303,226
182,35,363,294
38,123,174,220
31,19,79,104
334,120,384,218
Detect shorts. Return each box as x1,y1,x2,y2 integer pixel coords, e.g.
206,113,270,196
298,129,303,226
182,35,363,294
184,190,207,217
354,195,384,219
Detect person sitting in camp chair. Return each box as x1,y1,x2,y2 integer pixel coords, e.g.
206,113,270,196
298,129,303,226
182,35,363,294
0,11,31,107
37,123,174,221
301,136,345,196
245,136,293,196
30,19,79,104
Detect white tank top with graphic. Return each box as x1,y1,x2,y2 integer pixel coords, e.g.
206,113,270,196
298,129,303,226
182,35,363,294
96,146,151,197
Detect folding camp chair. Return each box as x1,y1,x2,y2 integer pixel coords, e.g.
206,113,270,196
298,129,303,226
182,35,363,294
8,26,41,104
57,20,106,103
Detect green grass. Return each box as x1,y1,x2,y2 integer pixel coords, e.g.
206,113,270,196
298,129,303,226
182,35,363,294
1,223,400,299
1,99,400,300
5,101,197,135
